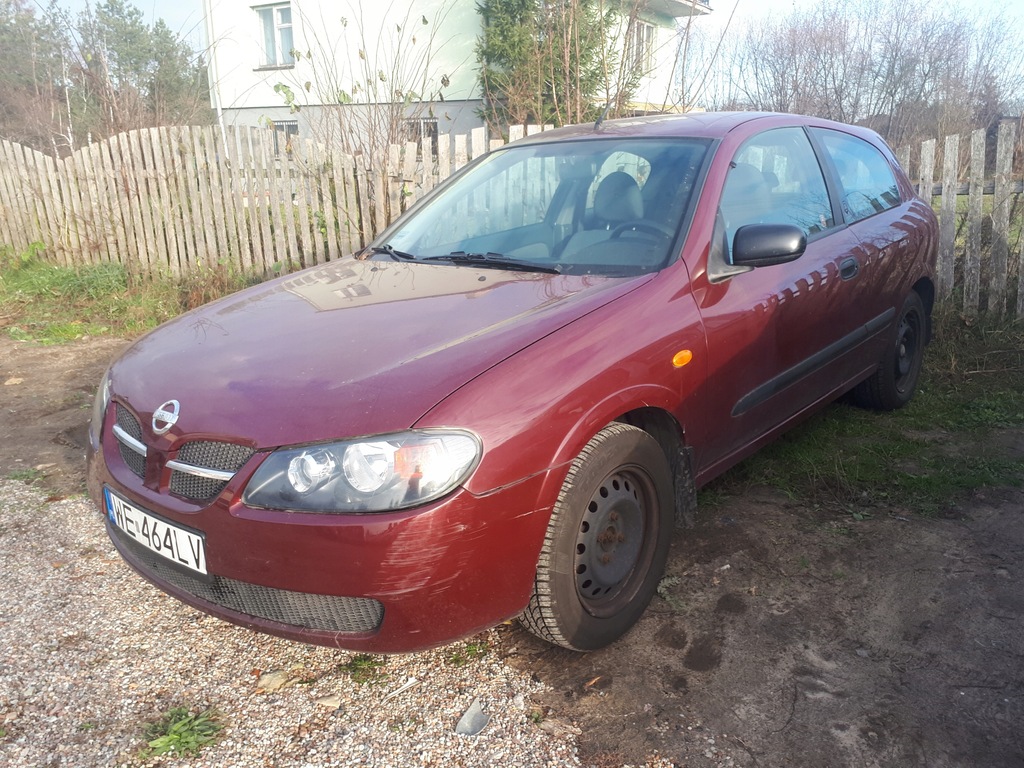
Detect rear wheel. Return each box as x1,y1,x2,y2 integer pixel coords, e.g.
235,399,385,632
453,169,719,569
852,291,927,410
521,423,674,651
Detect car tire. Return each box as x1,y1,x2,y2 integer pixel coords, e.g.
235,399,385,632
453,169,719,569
521,423,675,651
852,291,927,411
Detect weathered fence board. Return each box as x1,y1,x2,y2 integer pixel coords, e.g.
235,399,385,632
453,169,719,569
1,123,1021,321
938,134,959,298
965,129,984,315
904,122,1023,318
991,122,1015,316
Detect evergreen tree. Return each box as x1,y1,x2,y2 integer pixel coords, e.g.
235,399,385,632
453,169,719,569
0,0,212,154
476,0,612,131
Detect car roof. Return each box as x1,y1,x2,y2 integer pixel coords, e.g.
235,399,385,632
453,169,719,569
509,111,883,145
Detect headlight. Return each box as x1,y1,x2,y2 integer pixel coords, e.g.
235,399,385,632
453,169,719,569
242,430,481,513
89,370,111,449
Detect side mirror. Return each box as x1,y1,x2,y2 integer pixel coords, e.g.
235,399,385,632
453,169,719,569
731,224,806,268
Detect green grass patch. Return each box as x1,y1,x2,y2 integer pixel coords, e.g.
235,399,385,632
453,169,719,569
7,468,44,485
0,247,264,344
445,638,490,666
338,653,388,685
701,309,1024,515
140,706,221,759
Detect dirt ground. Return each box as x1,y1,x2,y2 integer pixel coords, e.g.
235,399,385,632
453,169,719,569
1,334,1022,768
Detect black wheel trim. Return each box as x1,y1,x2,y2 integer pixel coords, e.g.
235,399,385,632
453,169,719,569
573,466,658,619
894,308,922,394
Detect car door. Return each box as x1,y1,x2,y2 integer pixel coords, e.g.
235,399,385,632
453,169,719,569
689,126,877,476
810,127,924,326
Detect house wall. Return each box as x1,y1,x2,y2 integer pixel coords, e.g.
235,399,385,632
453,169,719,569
600,8,688,112
204,0,705,133
206,0,481,124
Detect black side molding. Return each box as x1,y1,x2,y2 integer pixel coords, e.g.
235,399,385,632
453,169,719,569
732,308,896,417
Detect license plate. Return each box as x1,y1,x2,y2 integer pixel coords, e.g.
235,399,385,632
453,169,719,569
104,488,207,575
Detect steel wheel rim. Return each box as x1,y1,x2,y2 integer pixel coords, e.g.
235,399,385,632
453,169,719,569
894,310,921,393
573,466,657,618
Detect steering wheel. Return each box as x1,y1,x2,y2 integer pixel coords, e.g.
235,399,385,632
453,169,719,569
609,220,674,239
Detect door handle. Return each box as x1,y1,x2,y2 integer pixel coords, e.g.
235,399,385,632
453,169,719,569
840,257,859,280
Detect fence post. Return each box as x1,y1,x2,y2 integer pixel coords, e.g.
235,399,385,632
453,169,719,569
453,133,468,174
938,134,959,299
964,129,985,316
991,121,1015,317
918,139,935,204
470,126,487,161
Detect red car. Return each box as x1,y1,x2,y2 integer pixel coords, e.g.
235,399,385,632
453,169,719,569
87,112,937,652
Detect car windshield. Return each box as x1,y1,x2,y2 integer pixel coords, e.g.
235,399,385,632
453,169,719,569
374,137,711,276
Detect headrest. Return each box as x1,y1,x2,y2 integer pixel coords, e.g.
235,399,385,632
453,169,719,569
594,171,643,222
726,163,767,196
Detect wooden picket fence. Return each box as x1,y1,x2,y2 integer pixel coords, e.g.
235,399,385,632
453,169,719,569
1,121,1022,320
896,121,1024,319
0,123,544,279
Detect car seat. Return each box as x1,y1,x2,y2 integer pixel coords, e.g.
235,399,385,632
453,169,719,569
560,172,644,260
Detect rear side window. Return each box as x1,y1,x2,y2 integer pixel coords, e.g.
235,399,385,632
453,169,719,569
813,129,901,222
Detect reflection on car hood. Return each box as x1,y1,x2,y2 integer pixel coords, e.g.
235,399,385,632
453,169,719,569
110,259,651,447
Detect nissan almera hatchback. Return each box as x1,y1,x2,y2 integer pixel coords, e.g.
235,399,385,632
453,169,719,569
87,112,938,652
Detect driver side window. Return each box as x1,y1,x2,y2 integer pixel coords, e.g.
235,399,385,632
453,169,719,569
719,127,835,263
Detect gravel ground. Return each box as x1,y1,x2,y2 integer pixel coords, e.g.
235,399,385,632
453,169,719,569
0,480,598,768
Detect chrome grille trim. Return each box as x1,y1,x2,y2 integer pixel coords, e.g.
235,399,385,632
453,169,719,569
165,460,234,482
169,441,256,501
113,424,147,456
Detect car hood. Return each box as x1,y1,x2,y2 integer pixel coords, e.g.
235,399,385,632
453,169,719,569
110,259,650,448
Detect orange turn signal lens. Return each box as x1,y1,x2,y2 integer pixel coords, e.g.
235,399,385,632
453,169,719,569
672,350,693,368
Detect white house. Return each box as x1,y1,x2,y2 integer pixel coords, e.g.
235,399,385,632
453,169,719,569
202,0,711,147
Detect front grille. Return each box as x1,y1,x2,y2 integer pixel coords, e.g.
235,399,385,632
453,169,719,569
115,405,146,478
110,404,255,502
170,441,256,501
114,530,384,633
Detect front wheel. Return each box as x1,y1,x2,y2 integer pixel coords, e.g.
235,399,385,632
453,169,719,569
852,291,927,410
521,423,675,651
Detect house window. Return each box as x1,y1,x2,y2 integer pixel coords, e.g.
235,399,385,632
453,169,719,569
271,119,298,154
256,3,294,67
401,117,440,159
625,19,656,73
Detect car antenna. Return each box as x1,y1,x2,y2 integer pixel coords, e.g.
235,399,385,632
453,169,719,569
594,96,615,130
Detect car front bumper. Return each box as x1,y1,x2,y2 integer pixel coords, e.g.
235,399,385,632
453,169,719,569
89,452,556,653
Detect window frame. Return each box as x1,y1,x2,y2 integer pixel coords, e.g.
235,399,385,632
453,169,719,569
625,19,657,73
255,2,295,69
270,119,298,155
400,117,441,161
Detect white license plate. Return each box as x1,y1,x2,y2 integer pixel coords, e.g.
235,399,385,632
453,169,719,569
104,488,207,575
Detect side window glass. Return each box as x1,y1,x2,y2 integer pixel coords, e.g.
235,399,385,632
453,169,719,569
814,129,901,222
719,127,834,261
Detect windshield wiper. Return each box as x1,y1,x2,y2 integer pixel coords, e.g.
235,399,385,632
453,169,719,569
421,251,560,274
368,244,417,261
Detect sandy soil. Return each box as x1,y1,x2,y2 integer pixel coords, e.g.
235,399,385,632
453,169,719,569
1,333,1021,767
